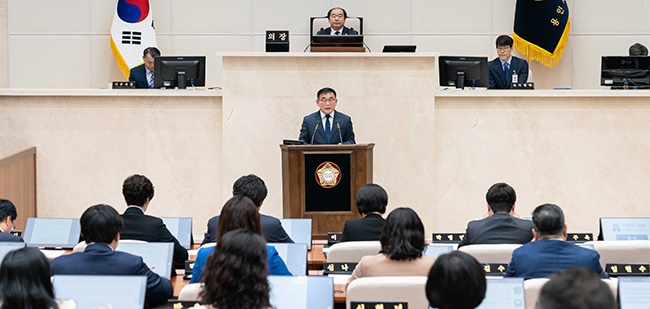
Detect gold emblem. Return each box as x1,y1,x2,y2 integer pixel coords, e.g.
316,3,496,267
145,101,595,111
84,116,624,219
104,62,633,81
585,234,591,240
447,234,453,241
459,235,465,240
572,234,579,240
315,162,341,188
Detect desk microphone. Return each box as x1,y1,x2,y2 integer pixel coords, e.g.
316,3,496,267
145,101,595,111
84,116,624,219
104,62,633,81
336,120,343,144
303,28,325,52
310,122,320,144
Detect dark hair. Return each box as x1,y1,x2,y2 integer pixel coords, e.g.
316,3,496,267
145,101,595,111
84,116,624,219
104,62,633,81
537,268,616,309
629,43,648,56
216,196,263,242
80,204,122,244
143,47,161,58
496,35,514,48
426,251,486,309
327,7,347,18
379,207,425,260
122,174,154,207
232,174,267,207
0,247,58,309
317,87,337,99
355,184,388,215
532,203,565,237
0,199,17,222
485,182,516,213
199,229,270,309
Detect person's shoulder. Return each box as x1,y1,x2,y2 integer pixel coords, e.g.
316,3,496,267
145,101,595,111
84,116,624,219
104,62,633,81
266,244,279,254
0,232,23,242
335,110,352,120
359,253,386,264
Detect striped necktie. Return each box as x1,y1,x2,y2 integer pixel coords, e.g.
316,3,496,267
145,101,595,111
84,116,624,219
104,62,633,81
148,71,154,88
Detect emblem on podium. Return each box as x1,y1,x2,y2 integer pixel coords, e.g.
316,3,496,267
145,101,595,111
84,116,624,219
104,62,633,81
315,161,341,188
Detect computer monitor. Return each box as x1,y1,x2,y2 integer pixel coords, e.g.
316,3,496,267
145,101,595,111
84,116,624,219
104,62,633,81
154,56,206,89
619,277,650,308
160,217,193,249
53,275,147,309
116,242,175,279
382,45,417,53
24,218,81,249
268,276,334,309
476,278,526,309
599,217,650,240
269,243,308,276
278,218,312,250
439,56,489,89
601,56,650,88
0,242,25,262
423,244,454,258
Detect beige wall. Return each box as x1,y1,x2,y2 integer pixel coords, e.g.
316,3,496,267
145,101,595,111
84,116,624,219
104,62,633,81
3,0,650,89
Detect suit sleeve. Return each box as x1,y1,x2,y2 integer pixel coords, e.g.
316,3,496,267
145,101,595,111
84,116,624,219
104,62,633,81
299,117,311,144
518,59,529,83
137,257,173,307
457,224,471,248
201,217,217,246
269,219,294,243
504,253,517,277
128,69,135,82
157,221,189,264
346,256,366,290
592,251,608,279
342,117,356,144
267,246,292,276
190,247,211,284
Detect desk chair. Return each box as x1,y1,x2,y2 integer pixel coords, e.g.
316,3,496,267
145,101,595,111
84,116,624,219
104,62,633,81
178,283,202,301
326,241,381,263
457,244,521,264
346,276,428,309
583,240,650,269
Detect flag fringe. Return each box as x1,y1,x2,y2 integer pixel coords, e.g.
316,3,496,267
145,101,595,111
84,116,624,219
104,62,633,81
110,37,131,79
513,18,571,69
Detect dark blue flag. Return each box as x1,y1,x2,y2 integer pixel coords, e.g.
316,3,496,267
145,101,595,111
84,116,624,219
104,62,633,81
513,0,570,68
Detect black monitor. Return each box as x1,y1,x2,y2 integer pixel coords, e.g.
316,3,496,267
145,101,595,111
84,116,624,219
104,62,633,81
382,45,417,53
154,56,206,89
309,17,363,45
601,56,650,88
439,56,489,89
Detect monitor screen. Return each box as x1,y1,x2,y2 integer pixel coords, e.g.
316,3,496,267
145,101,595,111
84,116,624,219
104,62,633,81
600,218,650,240
423,244,454,258
53,275,147,309
269,243,308,276
601,56,650,87
476,278,525,309
619,277,650,308
278,218,312,250
116,242,175,279
160,217,193,249
154,56,206,89
382,45,417,53
439,56,489,88
269,276,334,309
0,242,25,262
24,218,81,249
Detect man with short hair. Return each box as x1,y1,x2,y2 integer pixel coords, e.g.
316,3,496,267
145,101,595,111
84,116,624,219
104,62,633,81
316,7,359,35
298,87,356,145
129,47,161,89
120,174,188,265
52,204,173,307
488,35,529,89
0,199,23,242
536,268,616,309
505,204,607,279
202,174,293,245
458,182,532,248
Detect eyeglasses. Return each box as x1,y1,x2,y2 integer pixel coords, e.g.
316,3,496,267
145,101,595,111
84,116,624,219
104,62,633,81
319,98,337,103
497,46,511,52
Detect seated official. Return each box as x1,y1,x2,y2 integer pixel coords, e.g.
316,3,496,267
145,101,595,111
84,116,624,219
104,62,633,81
426,251,486,309
537,268,616,309
191,196,291,284
488,35,528,89
128,47,160,89
0,199,23,242
341,183,387,242
316,7,359,35
299,87,355,145
347,207,435,289
52,204,173,307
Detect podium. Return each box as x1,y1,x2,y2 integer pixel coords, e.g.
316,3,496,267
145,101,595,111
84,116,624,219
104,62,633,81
280,144,374,239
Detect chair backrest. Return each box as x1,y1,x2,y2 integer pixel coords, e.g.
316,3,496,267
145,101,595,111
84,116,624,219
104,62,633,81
268,242,308,276
523,278,548,309
346,276,428,309
583,240,650,269
178,283,203,301
458,244,522,264
72,241,87,253
326,241,381,263
310,16,363,36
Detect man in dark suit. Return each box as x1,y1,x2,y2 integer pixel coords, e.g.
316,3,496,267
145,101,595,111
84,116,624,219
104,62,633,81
0,199,23,242
488,35,528,89
341,183,387,242
52,204,173,307
458,183,532,248
120,174,188,265
505,203,607,279
298,87,355,145
202,174,293,245
316,7,359,35
128,47,160,89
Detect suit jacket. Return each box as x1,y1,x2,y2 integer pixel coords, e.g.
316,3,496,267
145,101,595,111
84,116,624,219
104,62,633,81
457,213,533,248
341,214,385,242
316,26,358,35
505,239,607,279
128,64,149,89
347,253,435,288
488,56,529,89
298,110,356,145
51,243,173,307
120,207,188,264
0,231,23,242
201,213,293,245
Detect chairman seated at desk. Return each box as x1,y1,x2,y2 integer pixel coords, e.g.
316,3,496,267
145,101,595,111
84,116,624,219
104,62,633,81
316,7,359,35
299,87,355,145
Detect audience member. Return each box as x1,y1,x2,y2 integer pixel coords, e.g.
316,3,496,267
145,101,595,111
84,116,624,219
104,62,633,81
488,35,529,89
299,87,356,145
191,196,291,284
347,207,435,288
536,268,616,309
316,7,359,35
51,204,172,307
119,174,188,265
426,251,487,309
0,199,23,242
341,183,387,242
458,182,533,248
129,47,160,89
505,203,607,279
629,43,648,56
202,174,293,245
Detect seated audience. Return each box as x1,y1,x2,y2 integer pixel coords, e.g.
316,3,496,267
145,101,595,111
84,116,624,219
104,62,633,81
119,174,188,265
0,199,23,242
341,183,387,242
505,203,607,279
52,204,173,307
458,182,533,248
191,196,291,284
488,35,529,89
197,230,271,309
536,268,616,309
316,7,359,35
629,43,648,56
202,174,292,245
426,251,487,309
347,207,435,288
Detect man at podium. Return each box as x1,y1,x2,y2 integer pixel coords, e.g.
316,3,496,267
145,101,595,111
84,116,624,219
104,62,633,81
299,87,355,145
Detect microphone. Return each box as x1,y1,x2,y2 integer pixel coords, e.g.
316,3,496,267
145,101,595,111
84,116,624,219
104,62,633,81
310,122,320,144
336,121,343,144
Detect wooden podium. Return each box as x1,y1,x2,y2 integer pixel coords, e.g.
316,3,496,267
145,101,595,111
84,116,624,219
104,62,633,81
280,144,374,239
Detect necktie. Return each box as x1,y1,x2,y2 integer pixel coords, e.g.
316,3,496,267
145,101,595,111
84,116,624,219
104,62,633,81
325,114,331,141
503,63,509,83
148,71,154,88
335,31,340,35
